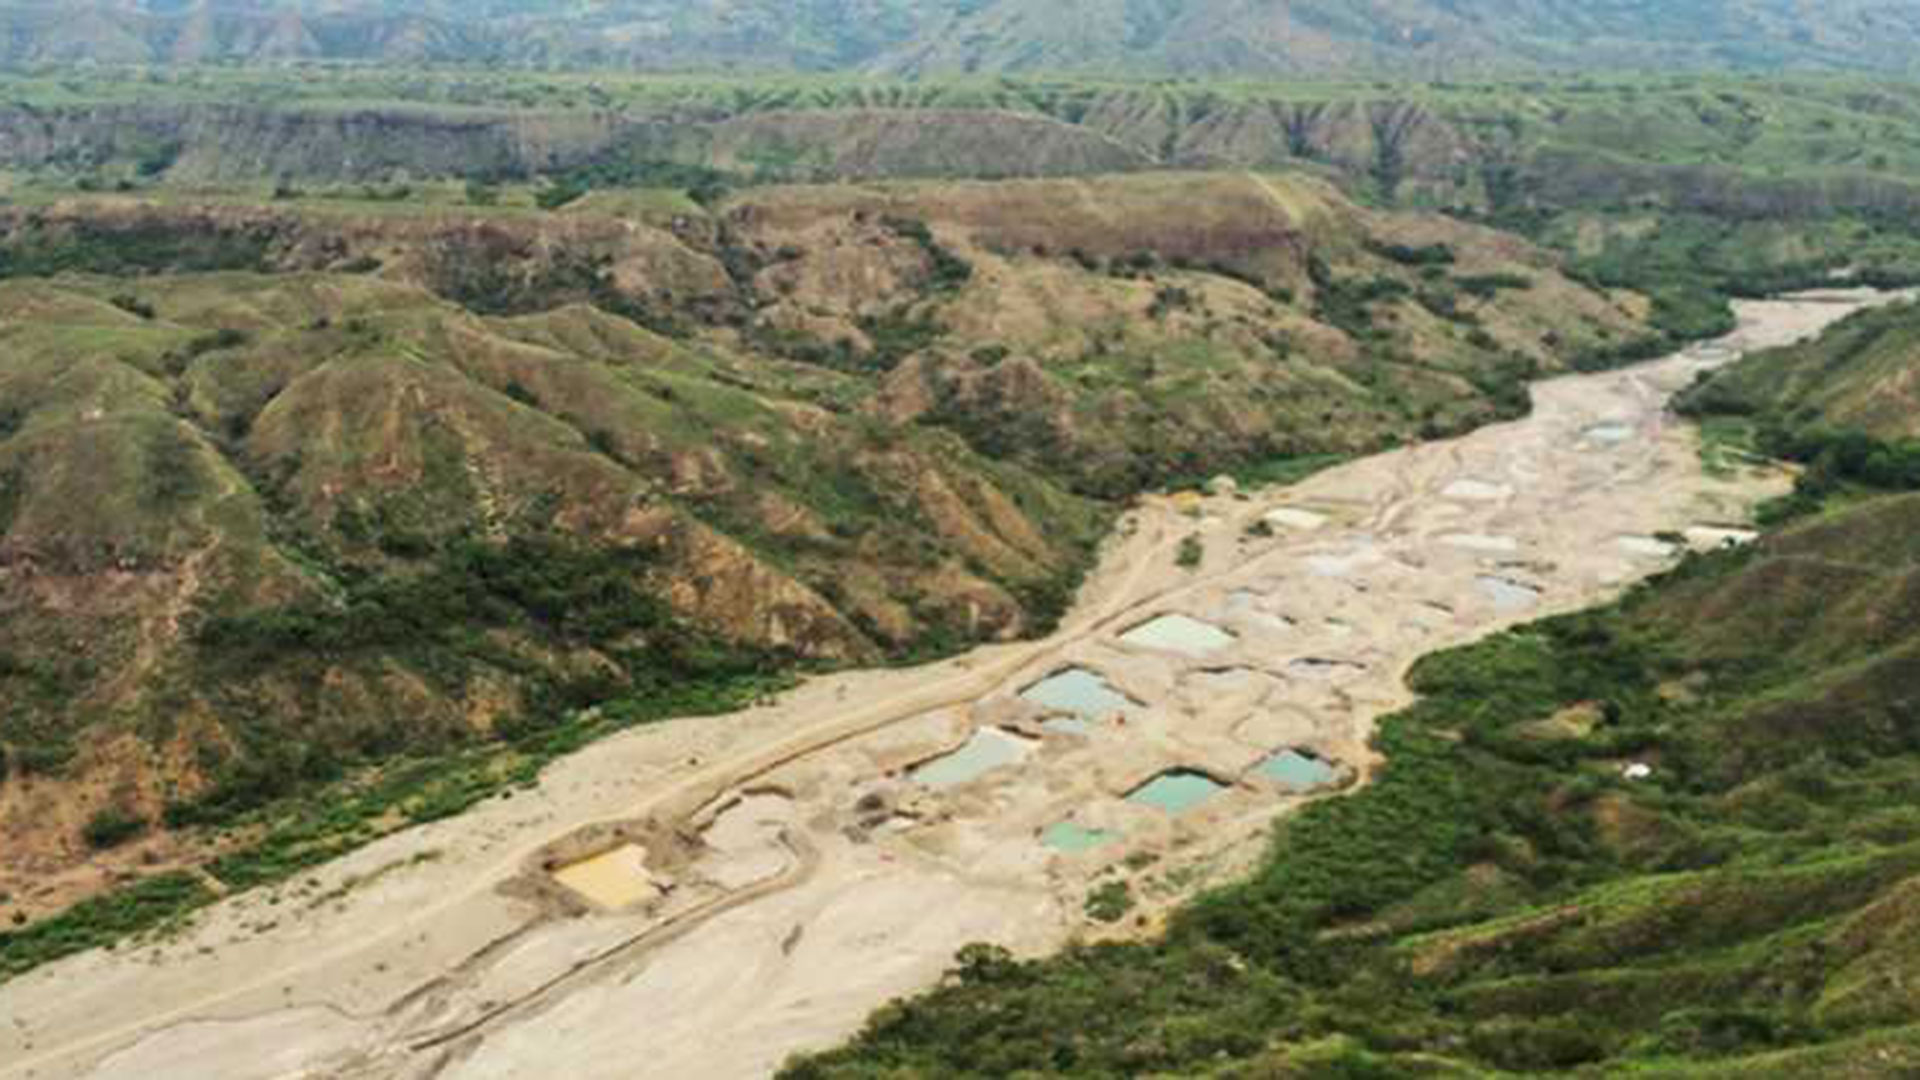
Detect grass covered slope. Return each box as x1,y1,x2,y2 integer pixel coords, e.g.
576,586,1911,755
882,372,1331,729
788,493,1920,1077
1679,297,1920,519
1684,297,1920,442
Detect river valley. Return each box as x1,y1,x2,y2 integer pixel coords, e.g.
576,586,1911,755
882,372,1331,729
0,291,1900,1080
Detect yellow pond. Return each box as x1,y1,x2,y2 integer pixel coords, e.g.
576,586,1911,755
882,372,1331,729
553,843,661,909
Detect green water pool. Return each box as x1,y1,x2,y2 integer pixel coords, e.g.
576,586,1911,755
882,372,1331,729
910,728,1035,788
1258,749,1338,791
1041,822,1119,852
1127,770,1227,814
1022,668,1133,718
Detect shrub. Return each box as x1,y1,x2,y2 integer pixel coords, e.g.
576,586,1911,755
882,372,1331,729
1456,272,1533,298
1177,535,1205,569
82,807,147,850
109,293,155,320
535,180,587,211
1085,881,1135,923
883,216,972,291
1368,240,1456,267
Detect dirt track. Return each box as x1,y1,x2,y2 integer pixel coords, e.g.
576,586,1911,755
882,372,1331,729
0,291,1896,1080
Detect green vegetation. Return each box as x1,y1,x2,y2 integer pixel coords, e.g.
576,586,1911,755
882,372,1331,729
81,807,147,850
1084,881,1134,924
881,217,974,292
0,873,212,982
551,153,735,208
1681,299,1920,521
1175,535,1204,570
0,220,274,279
533,180,588,211
1680,298,1920,443
790,490,1920,1077
178,536,776,827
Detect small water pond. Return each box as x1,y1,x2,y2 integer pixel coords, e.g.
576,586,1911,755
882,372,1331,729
1127,769,1229,815
1258,749,1340,792
1583,421,1634,445
553,844,659,909
1443,479,1512,502
1226,590,1294,631
910,728,1035,788
1119,614,1237,656
1021,667,1135,719
1041,822,1120,852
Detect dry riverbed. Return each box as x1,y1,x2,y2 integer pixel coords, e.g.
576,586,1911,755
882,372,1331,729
0,291,1896,1080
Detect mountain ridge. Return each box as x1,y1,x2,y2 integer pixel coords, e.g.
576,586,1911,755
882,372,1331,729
4,1,1919,77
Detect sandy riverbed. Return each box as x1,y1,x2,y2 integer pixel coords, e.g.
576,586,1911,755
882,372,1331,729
0,290,1898,1080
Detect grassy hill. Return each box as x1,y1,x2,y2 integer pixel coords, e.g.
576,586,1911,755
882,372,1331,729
4,1,1920,77
1676,295,1920,525
786,487,1920,1078
1684,298,1920,443
0,170,1644,952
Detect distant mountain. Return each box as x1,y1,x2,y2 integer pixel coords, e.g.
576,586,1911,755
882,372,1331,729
4,0,1920,77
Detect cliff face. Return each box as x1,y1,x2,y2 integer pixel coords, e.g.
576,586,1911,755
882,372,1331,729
0,103,629,183
0,96,1514,191
16,87,1920,227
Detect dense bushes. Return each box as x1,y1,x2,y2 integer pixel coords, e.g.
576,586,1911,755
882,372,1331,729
82,808,147,849
534,179,587,210
1455,271,1533,298
1367,240,1455,267
203,536,670,658
1680,335,1920,521
1750,425,1920,522
883,216,973,292
541,155,734,207
0,873,213,981
1310,256,1410,340
0,220,275,279
182,535,776,826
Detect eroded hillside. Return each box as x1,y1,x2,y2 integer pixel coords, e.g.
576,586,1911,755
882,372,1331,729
19,75,1920,339
0,170,1647,926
